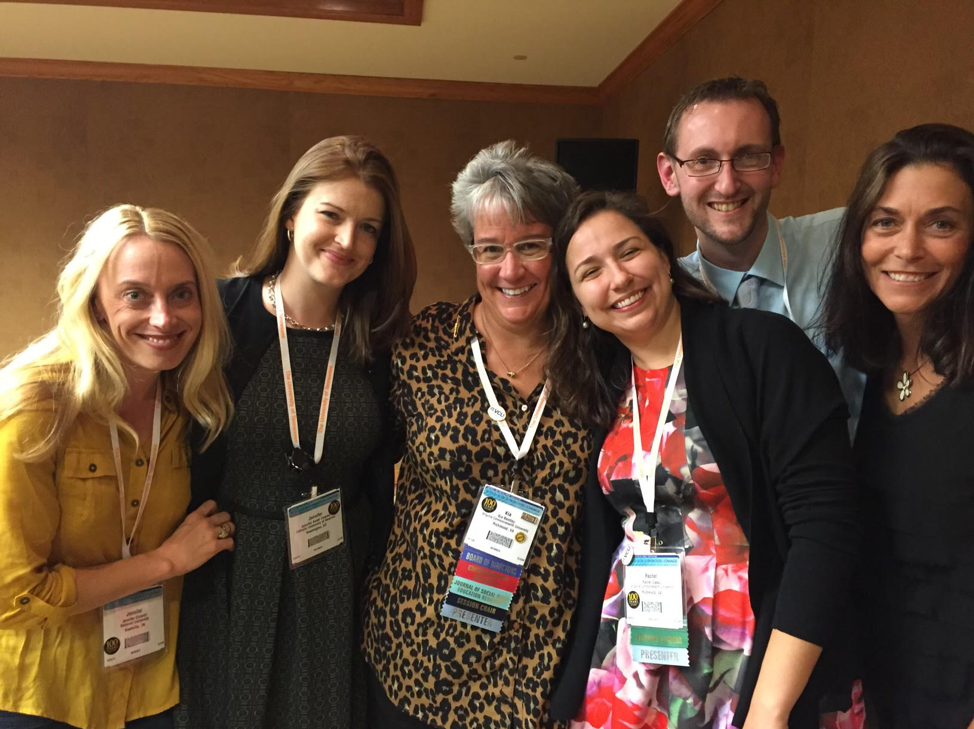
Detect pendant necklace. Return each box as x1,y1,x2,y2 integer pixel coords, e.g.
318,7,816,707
895,361,925,401
477,309,544,379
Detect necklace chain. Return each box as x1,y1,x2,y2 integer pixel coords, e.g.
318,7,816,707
266,273,335,333
476,307,544,379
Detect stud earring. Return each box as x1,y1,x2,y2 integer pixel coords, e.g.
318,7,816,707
581,317,590,330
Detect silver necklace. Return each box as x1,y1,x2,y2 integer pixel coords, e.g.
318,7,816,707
266,273,335,333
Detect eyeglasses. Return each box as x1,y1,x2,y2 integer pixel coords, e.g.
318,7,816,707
468,238,552,265
671,152,773,177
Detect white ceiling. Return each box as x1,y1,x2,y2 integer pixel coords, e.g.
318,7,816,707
0,0,682,87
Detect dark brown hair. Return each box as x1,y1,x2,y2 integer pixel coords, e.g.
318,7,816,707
234,135,417,362
546,191,721,428
662,77,781,156
822,123,974,383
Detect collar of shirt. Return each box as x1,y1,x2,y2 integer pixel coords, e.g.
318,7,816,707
696,213,785,300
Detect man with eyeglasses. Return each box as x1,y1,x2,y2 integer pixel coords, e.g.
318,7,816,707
657,76,864,433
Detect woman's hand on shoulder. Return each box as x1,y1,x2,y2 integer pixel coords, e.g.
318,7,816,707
151,500,234,578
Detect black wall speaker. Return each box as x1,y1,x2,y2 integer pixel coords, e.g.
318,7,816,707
556,138,639,192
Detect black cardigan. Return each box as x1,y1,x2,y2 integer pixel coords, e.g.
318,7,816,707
188,275,397,559
550,300,860,728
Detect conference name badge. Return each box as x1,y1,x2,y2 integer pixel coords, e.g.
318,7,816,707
102,585,166,668
285,488,344,569
441,485,545,632
623,547,689,667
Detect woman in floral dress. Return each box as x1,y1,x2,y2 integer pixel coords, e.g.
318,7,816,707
581,368,754,729
545,191,866,729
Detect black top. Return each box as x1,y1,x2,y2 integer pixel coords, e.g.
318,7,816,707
550,300,860,728
177,276,397,729
854,376,974,729
187,275,396,550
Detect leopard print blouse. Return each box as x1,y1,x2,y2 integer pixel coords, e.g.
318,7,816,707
362,297,593,729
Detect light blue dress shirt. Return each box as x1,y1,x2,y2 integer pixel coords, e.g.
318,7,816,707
680,209,865,437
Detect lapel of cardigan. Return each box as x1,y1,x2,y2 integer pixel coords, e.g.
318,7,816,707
680,300,756,538
221,276,279,403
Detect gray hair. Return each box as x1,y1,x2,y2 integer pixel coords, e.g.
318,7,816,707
450,140,579,246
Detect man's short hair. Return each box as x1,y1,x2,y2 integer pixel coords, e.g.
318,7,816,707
662,77,782,156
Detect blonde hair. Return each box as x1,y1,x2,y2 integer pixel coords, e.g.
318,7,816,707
233,135,416,362
0,204,233,460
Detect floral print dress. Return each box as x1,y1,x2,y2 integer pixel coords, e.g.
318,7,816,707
571,364,865,729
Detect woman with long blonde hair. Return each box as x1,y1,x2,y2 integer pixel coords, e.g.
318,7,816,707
0,204,235,729
177,135,416,729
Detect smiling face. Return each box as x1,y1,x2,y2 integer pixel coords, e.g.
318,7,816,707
566,210,678,349
94,235,202,380
285,177,385,293
657,99,784,267
472,206,553,331
861,162,974,328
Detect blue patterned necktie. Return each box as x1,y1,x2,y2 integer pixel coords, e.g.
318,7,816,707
735,274,760,309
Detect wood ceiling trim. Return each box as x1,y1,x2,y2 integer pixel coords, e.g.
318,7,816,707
597,0,727,102
14,0,424,25
0,58,600,105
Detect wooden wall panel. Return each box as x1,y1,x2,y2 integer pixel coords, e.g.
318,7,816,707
802,0,974,213
600,0,974,254
597,0,725,102
0,77,599,358
0,81,91,350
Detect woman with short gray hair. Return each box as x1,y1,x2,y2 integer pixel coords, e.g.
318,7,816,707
362,141,592,729
450,140,578,245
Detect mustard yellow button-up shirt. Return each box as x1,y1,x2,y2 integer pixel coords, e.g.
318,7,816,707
0,403,191,729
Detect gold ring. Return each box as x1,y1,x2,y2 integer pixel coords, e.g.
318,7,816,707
217,523,231,540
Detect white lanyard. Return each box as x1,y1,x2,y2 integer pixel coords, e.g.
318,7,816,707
774,219,796,323
698,218,795,324
470,337,550,461
275,277,343,467
630,336,683,513
110,381,162,559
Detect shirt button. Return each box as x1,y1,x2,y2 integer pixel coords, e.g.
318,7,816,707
88,463,97,473
521,404,528,412
19,596,30,605
135,458,145,467
131,499,140,507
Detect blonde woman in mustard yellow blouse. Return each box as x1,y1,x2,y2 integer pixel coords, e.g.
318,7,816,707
0,206,234,729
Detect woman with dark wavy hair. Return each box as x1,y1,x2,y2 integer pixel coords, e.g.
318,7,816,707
546,191,864,729
822,123,974,728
